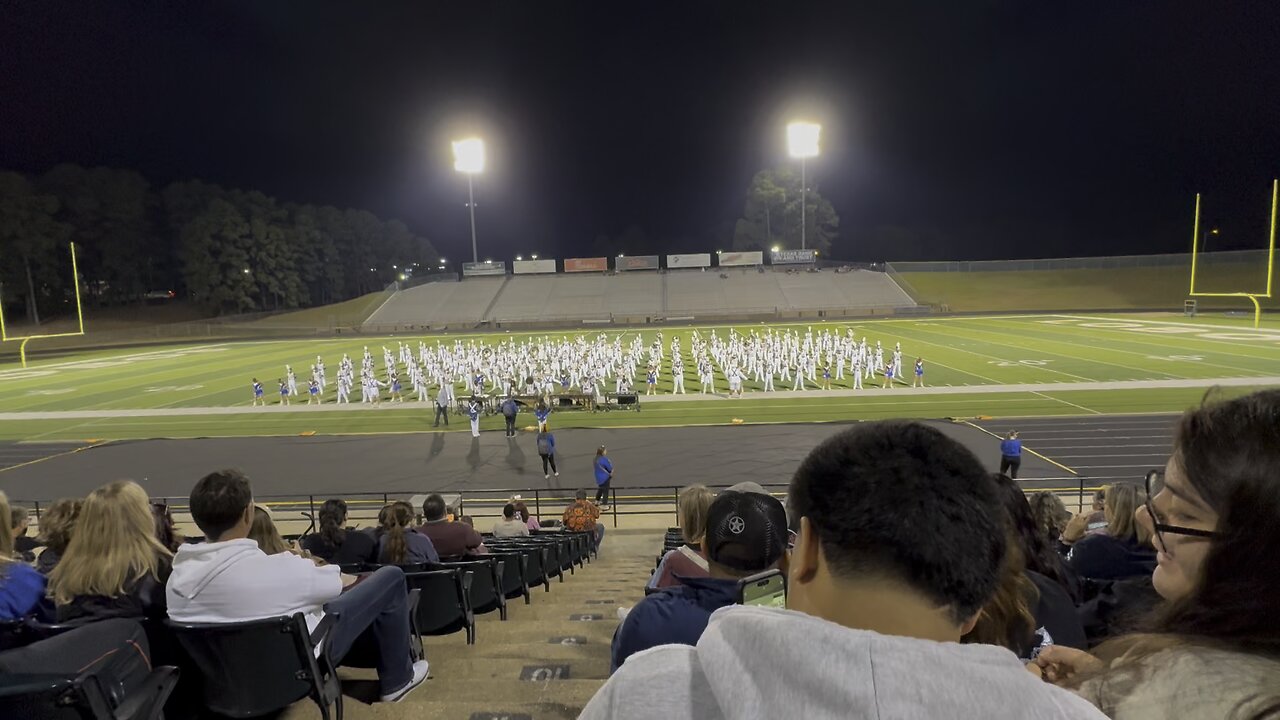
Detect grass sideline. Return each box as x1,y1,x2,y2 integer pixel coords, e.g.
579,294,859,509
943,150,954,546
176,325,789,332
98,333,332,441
1,313,1277,442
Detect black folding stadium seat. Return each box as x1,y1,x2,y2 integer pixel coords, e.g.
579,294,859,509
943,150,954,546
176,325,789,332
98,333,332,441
0,666,179,720
405,568,476,645
165,613,343,720
432,558,507,620
487,550,531,605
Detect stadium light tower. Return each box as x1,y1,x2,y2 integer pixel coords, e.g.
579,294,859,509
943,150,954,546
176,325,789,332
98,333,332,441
786,121,821,250
452,137,486,263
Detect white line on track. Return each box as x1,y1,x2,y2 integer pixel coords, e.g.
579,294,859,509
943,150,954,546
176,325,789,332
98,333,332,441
1030,391,1102,414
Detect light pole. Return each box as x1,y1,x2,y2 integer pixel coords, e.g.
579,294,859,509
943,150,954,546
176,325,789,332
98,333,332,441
452,137,486,263
786,121,821,251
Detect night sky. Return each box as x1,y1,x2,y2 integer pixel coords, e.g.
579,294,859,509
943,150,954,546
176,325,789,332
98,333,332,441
3,1,1278,263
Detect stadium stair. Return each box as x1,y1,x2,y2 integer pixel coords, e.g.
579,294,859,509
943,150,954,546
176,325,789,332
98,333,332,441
479,275,513,326
280,529,661,719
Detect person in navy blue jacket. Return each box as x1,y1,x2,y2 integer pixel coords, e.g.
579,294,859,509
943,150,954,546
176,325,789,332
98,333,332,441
593,446,614,507
999,431,1022,479
610,490,787,672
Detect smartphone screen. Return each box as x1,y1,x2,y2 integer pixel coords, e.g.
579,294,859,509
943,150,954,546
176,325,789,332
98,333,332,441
738,569,786,608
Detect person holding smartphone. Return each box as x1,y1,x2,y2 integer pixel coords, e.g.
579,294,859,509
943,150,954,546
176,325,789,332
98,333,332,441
609,489,788,672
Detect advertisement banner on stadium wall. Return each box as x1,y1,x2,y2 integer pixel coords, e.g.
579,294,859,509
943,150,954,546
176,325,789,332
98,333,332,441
615,255,660,271
717,251,763,267
564,257,608,273
462,261,506,276
512,259,557,274
666,253,712,269
770,249,818,265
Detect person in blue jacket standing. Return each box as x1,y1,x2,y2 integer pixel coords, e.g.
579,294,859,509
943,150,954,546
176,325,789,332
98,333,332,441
1000,430,1022,479
537,430,559,478
593,446,614,508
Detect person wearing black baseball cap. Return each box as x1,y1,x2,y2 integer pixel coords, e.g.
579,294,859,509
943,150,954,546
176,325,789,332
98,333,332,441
609,489,787,672
582,421,1106,720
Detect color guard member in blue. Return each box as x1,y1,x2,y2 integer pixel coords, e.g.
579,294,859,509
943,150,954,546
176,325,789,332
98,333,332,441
278,379,290,405
882,364,894,389
821,365,832,390
913,358,925,388
999,430,1022,479
389,374,403,403
251,378,265,406
534,400,552,433
646,366,657,396
307,379,320,405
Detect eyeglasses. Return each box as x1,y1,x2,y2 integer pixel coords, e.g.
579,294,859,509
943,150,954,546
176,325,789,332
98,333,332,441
1144,470,1219,549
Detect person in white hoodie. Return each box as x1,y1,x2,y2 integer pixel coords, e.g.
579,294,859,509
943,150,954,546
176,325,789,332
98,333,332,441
166,469,429,703
579,421,1108,720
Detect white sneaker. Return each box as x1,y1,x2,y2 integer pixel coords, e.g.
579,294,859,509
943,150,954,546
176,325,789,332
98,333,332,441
554,472,559,477
381,659,429,703
545,474,550,479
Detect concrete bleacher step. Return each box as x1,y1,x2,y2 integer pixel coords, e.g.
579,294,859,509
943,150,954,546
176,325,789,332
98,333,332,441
281,530,661,720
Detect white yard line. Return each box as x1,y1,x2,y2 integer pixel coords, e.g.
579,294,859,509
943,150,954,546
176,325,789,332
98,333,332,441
1030,391,1102,415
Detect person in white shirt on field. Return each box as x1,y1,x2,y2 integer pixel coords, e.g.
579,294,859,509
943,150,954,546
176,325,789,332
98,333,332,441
167,469,428,703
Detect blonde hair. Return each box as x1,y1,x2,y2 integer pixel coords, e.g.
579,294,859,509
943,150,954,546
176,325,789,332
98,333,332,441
1104,483,1146,543
248,506,290,555
677,485,716,545
48,481,171,605
39,498,84,555
0,491,15,563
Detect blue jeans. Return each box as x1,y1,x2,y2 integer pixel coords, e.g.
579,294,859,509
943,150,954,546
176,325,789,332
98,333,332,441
593,524,605,550
324,566,414,694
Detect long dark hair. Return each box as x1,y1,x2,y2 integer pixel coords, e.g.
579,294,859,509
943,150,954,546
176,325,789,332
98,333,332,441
378,502,413,565
318,499,348,547
991,475,1074,598
1083,389,1280,715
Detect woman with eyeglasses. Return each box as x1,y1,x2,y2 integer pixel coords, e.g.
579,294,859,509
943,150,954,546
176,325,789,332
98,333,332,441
1034,389,1280,718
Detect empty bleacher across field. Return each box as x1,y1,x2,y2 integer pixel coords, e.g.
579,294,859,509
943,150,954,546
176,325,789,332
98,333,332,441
365,269,917,330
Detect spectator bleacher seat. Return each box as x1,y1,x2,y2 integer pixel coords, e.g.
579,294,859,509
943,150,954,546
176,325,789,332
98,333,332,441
165,613,342,720
0,665,178,720
405,569,476,645
434,558,507,620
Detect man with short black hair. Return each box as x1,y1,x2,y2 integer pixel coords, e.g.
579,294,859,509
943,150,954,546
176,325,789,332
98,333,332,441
167,469,429,703
581,421,1105,719
415,492,483,558
492,503,530,538
610,491,787,671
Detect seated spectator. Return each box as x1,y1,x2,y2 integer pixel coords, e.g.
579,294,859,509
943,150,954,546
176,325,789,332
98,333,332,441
377,502,439,565
1028,491,1072,554
1001,485,1079,604
562,490,604,550
151,501,183,553
492,503,530,537
962,474,1085,659
612,490,787,671
301,498,378,565
167,469,428,703
650,484,715,589
1066,484,1155,581
415,493,483,559
1062,489,1108,545
35,498,82,575
49,480,171,624
247,505,292,555
1035,389,1280,718
0,491,45,620
513,500,540,531
10,504,40,560
581,421,1105,719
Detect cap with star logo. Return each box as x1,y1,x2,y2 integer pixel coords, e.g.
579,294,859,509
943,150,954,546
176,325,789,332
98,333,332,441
704,490,789,573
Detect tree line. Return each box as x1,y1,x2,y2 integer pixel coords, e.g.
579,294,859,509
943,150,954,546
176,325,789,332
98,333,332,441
0,164,440,323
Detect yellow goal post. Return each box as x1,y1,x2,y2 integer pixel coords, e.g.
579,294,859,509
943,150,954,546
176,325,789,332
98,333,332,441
1188,179,1277,329
0,242,86,368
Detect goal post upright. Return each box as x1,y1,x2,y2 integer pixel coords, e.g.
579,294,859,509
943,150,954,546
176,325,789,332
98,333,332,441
0,242,86,368
1187,179,1277,329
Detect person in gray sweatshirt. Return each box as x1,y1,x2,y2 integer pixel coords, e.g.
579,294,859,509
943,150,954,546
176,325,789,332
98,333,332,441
580,421,1107,720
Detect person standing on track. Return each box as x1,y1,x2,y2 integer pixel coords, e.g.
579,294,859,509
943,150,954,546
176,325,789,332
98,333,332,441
501,396,519,438
1000,430,1022,479
433,382,453,427
594,446,614,508
537,430,559,479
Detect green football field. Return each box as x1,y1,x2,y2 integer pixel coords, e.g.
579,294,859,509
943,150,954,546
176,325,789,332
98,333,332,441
0,312,1277,443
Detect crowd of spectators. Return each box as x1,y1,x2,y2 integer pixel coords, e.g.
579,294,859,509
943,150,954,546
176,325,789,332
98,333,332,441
2,388,1278,719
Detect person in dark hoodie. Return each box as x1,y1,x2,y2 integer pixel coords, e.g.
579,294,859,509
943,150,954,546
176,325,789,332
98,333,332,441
581,421,1105,720
611,489,788,671
1066,483,1156,581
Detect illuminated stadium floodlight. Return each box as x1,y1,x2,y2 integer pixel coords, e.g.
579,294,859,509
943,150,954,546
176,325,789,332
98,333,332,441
1188,178,1277,328
787,122,821,250
452,137,486,263
0,242,85,368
